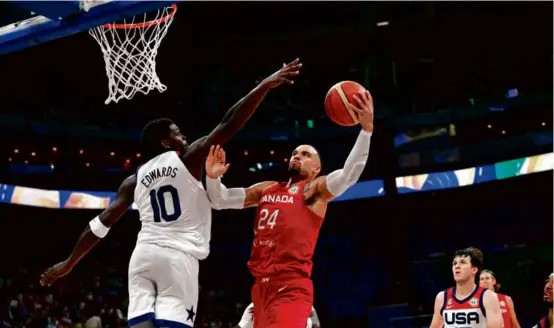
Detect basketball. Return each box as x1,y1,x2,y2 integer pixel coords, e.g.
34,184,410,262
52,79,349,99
324,81,367,127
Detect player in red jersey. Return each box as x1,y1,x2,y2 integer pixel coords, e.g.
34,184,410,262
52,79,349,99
204,90,374,328
479,269,521,328
429,247,503,328
533,273,553,328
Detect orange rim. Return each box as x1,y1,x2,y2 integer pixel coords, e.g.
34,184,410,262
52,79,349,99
102,4,177,29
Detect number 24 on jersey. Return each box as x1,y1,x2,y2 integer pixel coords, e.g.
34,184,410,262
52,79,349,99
258,209,279,230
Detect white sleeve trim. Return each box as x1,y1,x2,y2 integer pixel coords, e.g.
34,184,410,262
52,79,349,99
89,216,110,238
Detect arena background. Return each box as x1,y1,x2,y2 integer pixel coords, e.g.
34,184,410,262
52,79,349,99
0,2,552,328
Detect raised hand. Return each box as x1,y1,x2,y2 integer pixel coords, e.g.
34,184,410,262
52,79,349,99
205,145,230,179
260,58,302,89
348,90,374,133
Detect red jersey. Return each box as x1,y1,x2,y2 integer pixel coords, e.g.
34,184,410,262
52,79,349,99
247,181,323,278
496,293,513,328
440,286,488,328
536,314,552,328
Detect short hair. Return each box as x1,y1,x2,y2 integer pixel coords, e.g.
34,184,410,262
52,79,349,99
454,247,484,272
140,118,174,154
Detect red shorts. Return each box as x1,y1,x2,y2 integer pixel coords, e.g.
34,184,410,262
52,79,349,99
251,275,313,328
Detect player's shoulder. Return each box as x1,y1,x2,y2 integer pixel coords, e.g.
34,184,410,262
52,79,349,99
435,290,446,301
481,288,498,303
436,287,454,302
118,174,138,196
123,174,137,186
253,181,279,192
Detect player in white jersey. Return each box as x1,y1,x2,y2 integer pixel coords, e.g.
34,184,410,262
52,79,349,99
429,247,503,328
235,303,321,328
39,59,303,328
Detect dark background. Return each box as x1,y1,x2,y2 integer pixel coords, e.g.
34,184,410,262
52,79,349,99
0,1,552,328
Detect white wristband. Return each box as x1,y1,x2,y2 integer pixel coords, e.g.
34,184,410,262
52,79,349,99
89,216,110,238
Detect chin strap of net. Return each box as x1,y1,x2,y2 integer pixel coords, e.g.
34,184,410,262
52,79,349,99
89,5,176,104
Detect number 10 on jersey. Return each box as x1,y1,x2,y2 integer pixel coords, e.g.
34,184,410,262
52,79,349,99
149,185,181,222
258,209,279,230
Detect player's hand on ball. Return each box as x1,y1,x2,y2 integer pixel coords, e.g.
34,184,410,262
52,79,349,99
205,145,230,179
348,90,374,133
260,58,302,89
40,260,72,286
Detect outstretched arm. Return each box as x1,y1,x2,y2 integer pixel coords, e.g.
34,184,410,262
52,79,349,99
40,175,136,286
184,59,302,164
204,144,275,210
313,91,374,202
207,179,276,210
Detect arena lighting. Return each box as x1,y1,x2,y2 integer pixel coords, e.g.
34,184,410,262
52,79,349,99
14,149,19,153
244,150,249,156
86,162,90,167
542,122,546,126
52,147,57,152
126,159,130,163
487,124,492,128
31,152,36,157
377,21,389,26
506,88,519,99
501,130,506,135
110,152,115,156
8,157,12,162
136,153,141,158
79,149,84,154
270,150,275,155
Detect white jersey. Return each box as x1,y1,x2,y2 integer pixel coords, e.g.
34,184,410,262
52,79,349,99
134,151,212,260
441,286,488,328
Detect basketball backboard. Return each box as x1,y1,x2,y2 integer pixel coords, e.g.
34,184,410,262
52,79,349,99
0,0,179,55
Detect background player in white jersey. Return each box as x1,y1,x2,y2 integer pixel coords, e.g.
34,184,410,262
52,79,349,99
39,59,303,328
235,303,321,328
429,247,503,328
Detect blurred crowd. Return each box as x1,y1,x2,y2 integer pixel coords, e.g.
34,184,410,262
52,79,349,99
0,265,249,328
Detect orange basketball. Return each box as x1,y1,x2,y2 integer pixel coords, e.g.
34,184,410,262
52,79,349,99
325,81,367,127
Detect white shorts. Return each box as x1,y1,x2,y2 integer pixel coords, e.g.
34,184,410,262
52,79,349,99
128,243,199,328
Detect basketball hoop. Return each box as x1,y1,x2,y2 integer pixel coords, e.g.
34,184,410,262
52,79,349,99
89,4,177,104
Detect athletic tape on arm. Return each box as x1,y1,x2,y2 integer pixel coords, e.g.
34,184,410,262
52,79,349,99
89,216,110,238
325,130,372,196
206,177,246,210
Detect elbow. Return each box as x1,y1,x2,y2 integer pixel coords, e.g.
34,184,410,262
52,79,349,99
209,200,224,210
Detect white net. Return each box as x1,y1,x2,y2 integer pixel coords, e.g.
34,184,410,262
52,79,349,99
89,5,176,104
